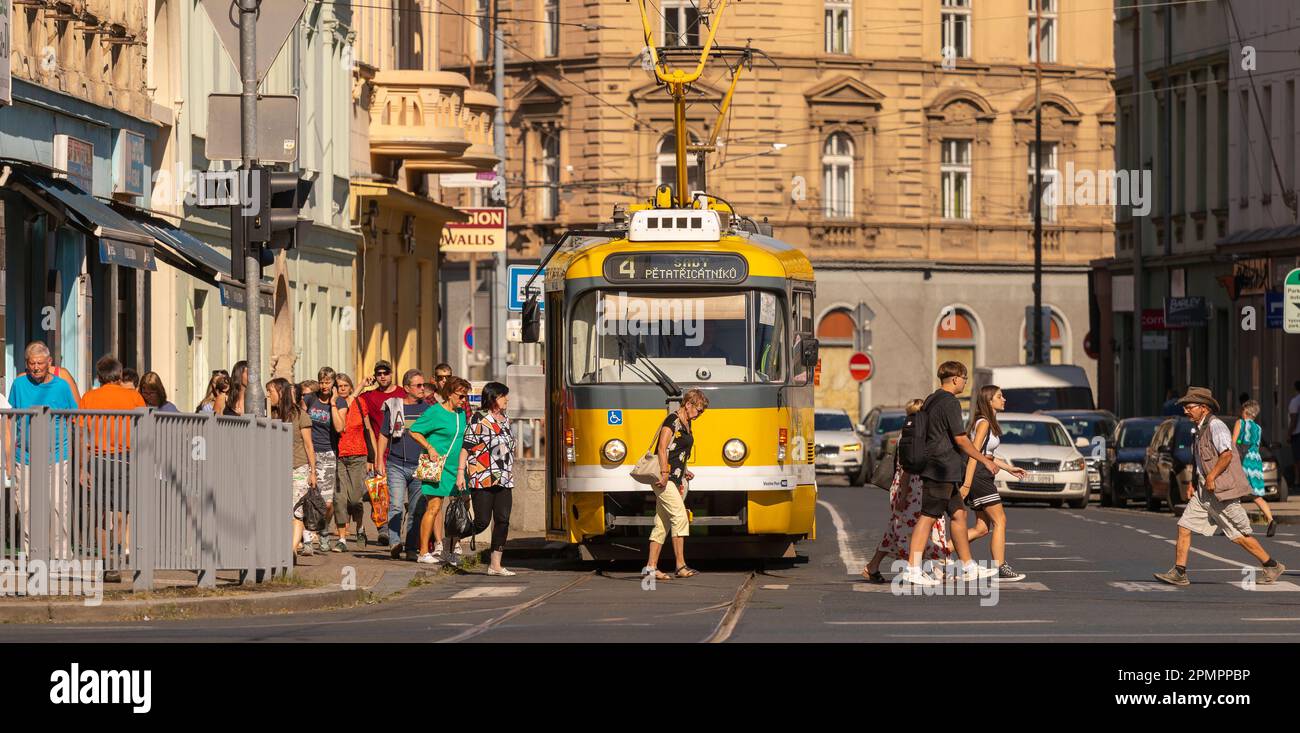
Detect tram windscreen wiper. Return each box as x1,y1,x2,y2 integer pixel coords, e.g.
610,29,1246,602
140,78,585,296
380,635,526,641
613,335,681,397
634,344,682,398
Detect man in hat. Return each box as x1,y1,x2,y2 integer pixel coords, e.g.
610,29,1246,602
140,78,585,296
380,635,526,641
1154,387,1286,586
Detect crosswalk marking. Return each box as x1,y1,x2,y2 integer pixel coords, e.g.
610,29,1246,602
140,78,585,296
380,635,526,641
1110,581,1177,592
450,586,524,599
853,580,1051,592
994,581,1050,591
761,584,789,590
1241,580,1300,592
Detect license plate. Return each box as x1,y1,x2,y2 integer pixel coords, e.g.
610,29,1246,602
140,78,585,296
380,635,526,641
1021,472,1051,484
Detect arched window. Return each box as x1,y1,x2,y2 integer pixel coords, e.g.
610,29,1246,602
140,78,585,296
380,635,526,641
657,133,705,197
817,308,856,345
1021,310,1067,364
936,307,978,402
822,133,854,218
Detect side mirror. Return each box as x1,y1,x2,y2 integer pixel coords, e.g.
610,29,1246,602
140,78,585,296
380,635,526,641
1075,436,1090,449
521,293,541,343
800,337,820,367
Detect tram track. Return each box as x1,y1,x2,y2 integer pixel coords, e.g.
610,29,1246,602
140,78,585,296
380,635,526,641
436,570,599,643
701,571,758,643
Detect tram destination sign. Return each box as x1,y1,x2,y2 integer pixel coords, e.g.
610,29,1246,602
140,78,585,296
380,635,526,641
603,252,748,284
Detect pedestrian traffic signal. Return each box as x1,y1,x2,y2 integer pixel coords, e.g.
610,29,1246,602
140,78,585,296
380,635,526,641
248,167,313,249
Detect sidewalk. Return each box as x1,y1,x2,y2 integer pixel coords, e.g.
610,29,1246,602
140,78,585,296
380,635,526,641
1245,495,1300,525
0,531,565,624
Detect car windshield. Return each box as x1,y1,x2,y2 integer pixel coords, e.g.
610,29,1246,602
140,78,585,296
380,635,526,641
815,412,854,431
999,420,1072,447
1117,422,1157,448
1054,416,1113,441
1173,421,1195,450
877,414,907,433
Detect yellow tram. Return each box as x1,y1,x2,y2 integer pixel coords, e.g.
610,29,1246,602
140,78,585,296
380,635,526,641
517,0,818,559
519,200,820,559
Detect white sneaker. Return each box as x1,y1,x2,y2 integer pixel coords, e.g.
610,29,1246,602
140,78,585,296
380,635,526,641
959,562,999,581
416,553,437,565
902,567,940,587
487,567,516,577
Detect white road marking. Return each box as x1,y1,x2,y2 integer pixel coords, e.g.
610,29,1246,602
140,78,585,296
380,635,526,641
1016,556,1089,561
1110,581,1178,592
450,586,525,599
1004,541,1062,547
817,499,867,575
1241,580,1300,592
761,584,789,590
828,619,1054,626
1029,570,1111,573
1278,540,1300,549
1242,617,1300,621
992,581,1050,591
852,584,895,593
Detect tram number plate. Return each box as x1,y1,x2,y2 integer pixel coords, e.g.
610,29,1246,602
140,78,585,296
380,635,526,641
603,253,748,284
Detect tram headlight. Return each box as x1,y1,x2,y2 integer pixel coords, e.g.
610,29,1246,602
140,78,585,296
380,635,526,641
723,438,747,462
603,439,627,463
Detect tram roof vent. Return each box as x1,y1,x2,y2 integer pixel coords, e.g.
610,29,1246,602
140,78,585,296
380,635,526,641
627,209,722,243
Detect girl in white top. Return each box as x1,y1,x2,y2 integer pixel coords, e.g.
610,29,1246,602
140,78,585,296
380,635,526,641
961,385,1027,581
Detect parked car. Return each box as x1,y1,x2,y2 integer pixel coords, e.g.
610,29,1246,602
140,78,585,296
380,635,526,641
1104,417,1162,508
814,408,867,484
971,365,1095,412
1220,417,1290,502
1040,409,1117,497
859,406,909,483
1143,417,1194,512
991,413,1090,508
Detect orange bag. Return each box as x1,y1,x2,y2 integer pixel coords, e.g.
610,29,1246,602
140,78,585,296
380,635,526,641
366,474,389,529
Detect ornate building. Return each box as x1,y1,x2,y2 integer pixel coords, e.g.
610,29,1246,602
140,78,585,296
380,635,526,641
439,0,1115,414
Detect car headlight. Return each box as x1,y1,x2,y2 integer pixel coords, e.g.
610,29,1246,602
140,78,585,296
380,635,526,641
1263,461,1277,472
723,438,747,462
602,439,627,463
841,443,862,452
1119,462,1144,473
1060,458,1085,472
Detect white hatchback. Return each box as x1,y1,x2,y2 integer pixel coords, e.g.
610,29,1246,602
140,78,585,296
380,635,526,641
990,413,1090,508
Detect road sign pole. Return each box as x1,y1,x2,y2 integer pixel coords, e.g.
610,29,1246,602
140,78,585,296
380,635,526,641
240,0,264,415
491,0,508,381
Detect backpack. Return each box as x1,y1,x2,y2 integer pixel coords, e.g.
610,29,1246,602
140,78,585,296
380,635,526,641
296,486,329,533
898,392,940,474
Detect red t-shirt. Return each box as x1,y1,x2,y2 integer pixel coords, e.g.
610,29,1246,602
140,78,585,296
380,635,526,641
338,399,368,457
358,387,406,435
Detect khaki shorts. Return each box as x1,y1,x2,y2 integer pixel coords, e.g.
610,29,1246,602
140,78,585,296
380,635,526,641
1178,490,1253,541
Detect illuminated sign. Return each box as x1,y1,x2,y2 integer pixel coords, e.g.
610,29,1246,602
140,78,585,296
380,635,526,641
603,252,748,284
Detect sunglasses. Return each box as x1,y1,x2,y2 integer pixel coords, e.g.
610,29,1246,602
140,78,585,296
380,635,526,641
375,371,391,377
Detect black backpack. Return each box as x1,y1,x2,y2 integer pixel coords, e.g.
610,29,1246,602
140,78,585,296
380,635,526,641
897,393,937,474
296,486,329,533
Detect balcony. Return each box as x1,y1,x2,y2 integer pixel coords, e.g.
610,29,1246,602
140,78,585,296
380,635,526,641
369,70,472,163
406,90,500,175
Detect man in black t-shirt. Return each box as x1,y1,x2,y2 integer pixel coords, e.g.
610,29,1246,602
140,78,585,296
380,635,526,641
903,361,1001,587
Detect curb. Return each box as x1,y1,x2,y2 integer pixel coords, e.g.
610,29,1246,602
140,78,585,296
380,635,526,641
0,585,369,624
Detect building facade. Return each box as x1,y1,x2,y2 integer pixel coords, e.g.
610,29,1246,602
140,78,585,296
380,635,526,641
1096,0,1299,431
348,0,497,379
440,0,1114,415
146,0,362,409
1,0,159,391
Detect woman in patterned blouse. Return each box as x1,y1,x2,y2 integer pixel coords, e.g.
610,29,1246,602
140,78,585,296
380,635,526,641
643,389,709,581
459,382,518,575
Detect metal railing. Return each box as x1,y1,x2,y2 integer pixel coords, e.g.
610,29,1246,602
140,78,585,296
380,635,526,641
0,407,292,592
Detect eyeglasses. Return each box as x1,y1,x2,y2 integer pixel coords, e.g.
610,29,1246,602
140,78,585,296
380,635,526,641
453,392,468,400
375,371,391,377
409,382,426,390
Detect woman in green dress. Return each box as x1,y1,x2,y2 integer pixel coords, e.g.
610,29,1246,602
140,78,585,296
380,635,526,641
1232,400,1276,537
410,375,470,564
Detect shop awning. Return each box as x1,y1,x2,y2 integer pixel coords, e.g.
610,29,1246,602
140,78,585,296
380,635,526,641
6,162,158,271
107,202,232,281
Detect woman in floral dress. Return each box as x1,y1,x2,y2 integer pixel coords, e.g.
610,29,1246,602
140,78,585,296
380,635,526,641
1233,400,1276,537
862,399,953,582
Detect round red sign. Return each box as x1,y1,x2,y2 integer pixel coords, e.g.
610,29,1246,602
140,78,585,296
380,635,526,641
848,352,873,382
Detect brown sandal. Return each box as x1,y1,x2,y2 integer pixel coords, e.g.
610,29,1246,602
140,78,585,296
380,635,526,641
675,566,699,578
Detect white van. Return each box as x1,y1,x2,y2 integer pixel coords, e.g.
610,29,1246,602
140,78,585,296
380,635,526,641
971,365,1094,412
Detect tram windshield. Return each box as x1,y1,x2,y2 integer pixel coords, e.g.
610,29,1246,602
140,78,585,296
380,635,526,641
570,290,787,384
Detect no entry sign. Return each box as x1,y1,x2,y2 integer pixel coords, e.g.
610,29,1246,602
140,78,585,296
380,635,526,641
849,352,873,382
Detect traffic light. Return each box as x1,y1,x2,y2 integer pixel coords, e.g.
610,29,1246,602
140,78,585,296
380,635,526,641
265,169,314,250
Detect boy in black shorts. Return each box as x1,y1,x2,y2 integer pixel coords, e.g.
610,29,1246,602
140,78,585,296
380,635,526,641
902,361,1002,586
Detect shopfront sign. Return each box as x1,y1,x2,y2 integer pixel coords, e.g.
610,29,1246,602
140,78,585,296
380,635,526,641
53,134,94,192
440,207,506,253
113,130,146,198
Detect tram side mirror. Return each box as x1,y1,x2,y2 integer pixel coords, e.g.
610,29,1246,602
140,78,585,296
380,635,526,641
521,293,541,343
800,338,820,367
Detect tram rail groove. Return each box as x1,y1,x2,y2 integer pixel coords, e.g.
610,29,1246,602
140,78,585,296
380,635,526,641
702,571,758,643
436,570,599,643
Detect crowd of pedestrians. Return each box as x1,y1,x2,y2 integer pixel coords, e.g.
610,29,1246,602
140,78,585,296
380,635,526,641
0,341,519,577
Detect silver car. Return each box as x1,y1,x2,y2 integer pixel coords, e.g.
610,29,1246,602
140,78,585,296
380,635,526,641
814,408,866,484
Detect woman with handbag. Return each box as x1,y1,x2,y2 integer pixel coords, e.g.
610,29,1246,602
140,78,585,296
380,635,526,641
459,382,518,576
409,376,471,565
642,388,709,581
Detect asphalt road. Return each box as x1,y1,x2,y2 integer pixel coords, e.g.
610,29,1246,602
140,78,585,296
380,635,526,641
5,479,1300,643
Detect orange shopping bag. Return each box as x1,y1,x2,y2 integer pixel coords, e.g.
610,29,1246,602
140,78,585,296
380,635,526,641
366,474,389,529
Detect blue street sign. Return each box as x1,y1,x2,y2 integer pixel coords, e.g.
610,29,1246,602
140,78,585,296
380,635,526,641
1267,291,1283,329
508,265,544,313
607,410,623,426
